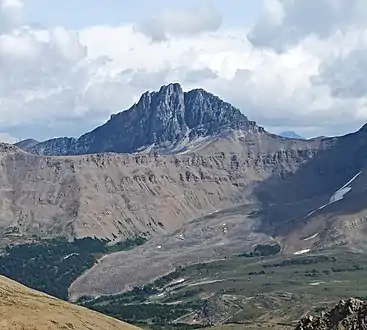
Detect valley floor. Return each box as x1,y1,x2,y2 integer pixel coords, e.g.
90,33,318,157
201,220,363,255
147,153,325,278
78,248,367,329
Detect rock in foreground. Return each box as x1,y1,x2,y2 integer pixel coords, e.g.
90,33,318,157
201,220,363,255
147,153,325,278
296,298,367,330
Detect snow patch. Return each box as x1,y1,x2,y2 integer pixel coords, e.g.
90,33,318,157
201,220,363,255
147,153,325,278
63,253,79,260
294,249,310,255
329,187,352,203
303,233,319,241
206,209,220,216
305,210,316,218
329,171,362,204
340,171,362,189
170,278,186,285
304,171,363,219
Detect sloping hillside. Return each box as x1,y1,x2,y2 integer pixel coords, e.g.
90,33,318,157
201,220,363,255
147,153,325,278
0,275,139,330
0,142,320,245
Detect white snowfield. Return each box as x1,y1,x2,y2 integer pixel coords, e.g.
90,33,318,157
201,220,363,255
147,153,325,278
294,249,310,255
303,233,319,241
305,171,363,219
329,171,362,204
170,278,186,285
62,253,79,260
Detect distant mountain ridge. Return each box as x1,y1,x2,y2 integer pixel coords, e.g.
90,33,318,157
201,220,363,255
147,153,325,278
16,83,266,156
279,131,305,139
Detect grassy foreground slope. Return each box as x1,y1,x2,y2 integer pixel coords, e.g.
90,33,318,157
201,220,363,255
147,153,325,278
0,275,140,330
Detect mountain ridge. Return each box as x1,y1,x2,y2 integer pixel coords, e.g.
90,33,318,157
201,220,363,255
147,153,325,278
279,131,305,139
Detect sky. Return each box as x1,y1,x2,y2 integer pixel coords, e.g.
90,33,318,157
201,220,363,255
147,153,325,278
0,0,367,142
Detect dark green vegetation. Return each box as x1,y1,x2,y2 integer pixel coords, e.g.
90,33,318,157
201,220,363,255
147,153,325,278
79,249,367,329
79,269,203,328
3,233,367,330
0,236,147,300
104,236,147,254
237,243,281,258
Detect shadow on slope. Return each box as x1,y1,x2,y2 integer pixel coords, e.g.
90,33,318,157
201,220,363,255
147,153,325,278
254,124,367,247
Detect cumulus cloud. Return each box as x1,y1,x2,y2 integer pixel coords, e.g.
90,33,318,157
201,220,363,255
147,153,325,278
2,0,367,140
134,5,222,42
0,132,18,143
248,0,367,52
0,0,23,33
312,46,367,99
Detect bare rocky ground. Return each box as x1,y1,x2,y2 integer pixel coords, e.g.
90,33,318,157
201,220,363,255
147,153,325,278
69,203,275,299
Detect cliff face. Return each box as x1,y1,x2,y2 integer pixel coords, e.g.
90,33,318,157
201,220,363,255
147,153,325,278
0,145,319,245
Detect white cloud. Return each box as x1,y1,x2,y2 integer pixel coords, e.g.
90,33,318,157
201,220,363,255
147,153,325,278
312,41,367,99
1,1,367,140
0,132,18,143
134,5,222,42
248,0,367,52
0,0,23,33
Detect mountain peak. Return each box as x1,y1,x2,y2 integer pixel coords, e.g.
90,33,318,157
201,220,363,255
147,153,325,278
18,83,264,156
138,83,184,102
158,82,183,94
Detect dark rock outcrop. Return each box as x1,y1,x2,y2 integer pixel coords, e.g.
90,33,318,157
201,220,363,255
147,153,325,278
296,298,367,330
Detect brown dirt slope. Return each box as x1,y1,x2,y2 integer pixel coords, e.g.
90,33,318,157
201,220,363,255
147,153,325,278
0,275,139,330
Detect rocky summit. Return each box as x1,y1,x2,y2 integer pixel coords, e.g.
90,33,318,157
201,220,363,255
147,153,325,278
295,298,367,330
17,83,264,156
